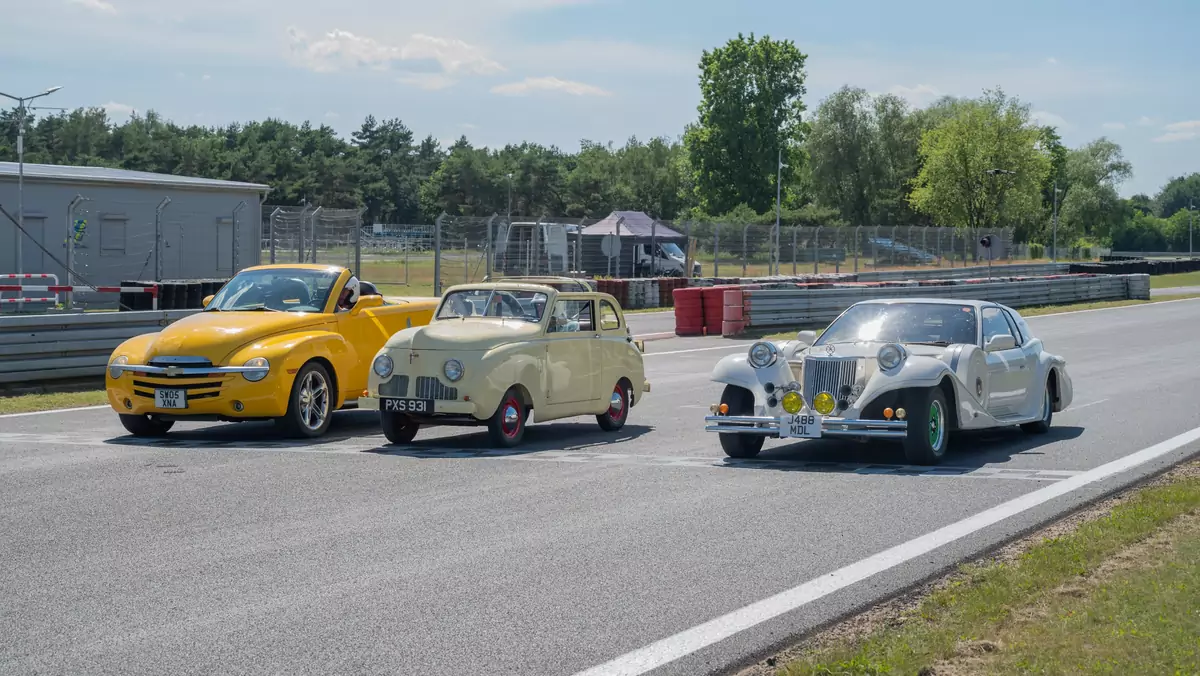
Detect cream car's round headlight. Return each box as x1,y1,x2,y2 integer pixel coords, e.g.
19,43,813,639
242,357,270,382
109,355,129,379
373,354,394,379
443,359,464,382
748,341,778,369
877,343,907,371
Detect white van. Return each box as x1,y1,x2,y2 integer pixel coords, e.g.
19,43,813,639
494,221,573,275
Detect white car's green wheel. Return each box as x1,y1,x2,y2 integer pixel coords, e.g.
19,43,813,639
903,386,949,465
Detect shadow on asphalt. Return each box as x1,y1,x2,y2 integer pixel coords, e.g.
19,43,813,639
103,409,656,457
718,425,1086,474
370,422,656,457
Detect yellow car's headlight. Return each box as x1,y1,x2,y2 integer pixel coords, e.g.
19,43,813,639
781,391,803,414
813,391,836,415
109,355,129,379
242,357,270,382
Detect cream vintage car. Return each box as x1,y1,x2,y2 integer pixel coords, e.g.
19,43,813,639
704,298,1074,464
360,281,651,447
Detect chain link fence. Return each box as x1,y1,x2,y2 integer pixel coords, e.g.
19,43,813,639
259,209,1061,298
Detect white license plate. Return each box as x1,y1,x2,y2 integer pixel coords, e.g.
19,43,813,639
155,389,187,409
780,413,822,438
380,398,434,414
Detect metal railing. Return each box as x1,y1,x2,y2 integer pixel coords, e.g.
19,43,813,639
740,274,1150,329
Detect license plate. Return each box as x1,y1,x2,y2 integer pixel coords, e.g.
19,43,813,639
155,389,187,409
781,413,821,438
380,397,434,414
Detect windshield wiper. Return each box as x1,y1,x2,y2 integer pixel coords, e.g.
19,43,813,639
906,340,953,346
238,305,283,313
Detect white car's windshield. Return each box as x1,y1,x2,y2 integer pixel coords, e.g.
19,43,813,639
436,289,549,322
815,302,978,346
204,268,341,313
661,242,684,258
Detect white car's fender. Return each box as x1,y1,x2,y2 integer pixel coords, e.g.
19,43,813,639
710,351,794,414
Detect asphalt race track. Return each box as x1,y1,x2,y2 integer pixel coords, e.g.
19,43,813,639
4,299,1200,676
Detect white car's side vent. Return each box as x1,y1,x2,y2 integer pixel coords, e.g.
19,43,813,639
416,376,458,401
803,357,858,407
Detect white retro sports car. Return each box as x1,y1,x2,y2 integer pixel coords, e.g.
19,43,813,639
703,298,1074,464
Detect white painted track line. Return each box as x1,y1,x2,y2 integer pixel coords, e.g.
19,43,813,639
570,424,1200,676
0,404,108,419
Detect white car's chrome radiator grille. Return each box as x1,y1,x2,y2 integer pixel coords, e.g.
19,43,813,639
803,356,859,406
415,376,458,401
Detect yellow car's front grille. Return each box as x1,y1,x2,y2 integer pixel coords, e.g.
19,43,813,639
131,375,228,402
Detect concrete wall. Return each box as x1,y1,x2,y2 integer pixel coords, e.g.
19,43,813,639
0,178,262,286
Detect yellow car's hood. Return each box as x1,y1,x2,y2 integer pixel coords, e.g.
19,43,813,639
141,310,332,364
404,318,544,352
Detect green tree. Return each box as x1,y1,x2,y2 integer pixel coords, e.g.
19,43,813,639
1154,172,1200,218
1057,137,1133,243
683,33,809,215
908,89,1051,233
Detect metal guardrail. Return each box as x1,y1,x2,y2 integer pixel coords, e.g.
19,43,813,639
742,274,1150,329
0,310,197,385
855,262,1068,281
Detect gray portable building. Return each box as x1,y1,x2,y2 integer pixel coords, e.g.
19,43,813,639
0,162,270,292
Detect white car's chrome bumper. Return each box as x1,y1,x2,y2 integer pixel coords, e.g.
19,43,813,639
704,414,908,439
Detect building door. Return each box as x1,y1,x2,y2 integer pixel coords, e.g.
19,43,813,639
216,218,233,275
18,216,47,276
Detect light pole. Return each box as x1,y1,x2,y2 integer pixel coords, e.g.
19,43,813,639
774,147,787,276
1051,181,1062,262
1189,199,1194,256
0,86,63,277
506,173,513,223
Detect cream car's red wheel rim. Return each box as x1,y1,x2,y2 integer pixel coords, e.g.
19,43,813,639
501,396,521,437
299,370,330,430
608,386,626,420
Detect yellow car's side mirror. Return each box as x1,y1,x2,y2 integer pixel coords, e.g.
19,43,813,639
351,294,384,315
202,294,214,308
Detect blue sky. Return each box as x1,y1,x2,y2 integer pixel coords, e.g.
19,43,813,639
2,0,1197,197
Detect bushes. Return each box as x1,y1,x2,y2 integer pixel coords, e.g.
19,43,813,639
1029,242,1044,259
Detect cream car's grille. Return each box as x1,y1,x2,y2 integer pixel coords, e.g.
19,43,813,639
803,356,858,406
379,375,409,397
415,376,458,401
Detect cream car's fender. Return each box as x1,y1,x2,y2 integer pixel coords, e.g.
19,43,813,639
851,353,983,428
710,351,794,413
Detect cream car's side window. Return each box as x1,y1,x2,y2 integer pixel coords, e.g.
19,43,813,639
548,300,593,333
599,300,621,331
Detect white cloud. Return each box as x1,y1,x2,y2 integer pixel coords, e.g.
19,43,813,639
1137,115,1159,127
1031,110,1070,129
286,26,503,80
490,76,611,97
324,111,339,119
1046,57,1058,64
400,34,505,75
101,101,134,120
460,123,479,129
201,74,211,81
504,39,695,76
886,84,944,107
68,0,116,13
1102,122,1126,131
1154,120,1200,143
397,73,459,90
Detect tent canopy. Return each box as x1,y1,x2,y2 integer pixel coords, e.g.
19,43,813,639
579,211,685,238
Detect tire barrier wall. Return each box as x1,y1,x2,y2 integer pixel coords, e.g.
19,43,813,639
675,273,1150,337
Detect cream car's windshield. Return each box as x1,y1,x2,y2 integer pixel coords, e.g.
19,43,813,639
436,289,549,322
815,302,978,347
205,268,341,313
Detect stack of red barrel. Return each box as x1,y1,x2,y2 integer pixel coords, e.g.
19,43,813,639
672,287,705,335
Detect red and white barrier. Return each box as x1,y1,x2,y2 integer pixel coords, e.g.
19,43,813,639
0,283,158,309
0,274,61,306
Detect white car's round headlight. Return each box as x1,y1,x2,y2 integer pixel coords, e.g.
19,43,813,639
242,357,270,382
877,343,907,371
109,355,129,379
748,341,779,369
443,359,464,382
373,354,394,378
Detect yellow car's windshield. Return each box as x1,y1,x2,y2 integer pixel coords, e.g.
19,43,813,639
205,268,342,313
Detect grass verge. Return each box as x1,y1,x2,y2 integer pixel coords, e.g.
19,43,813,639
0,389,108,415
751,293,1200,341
1150,271,1200,289
740,461,1200,676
